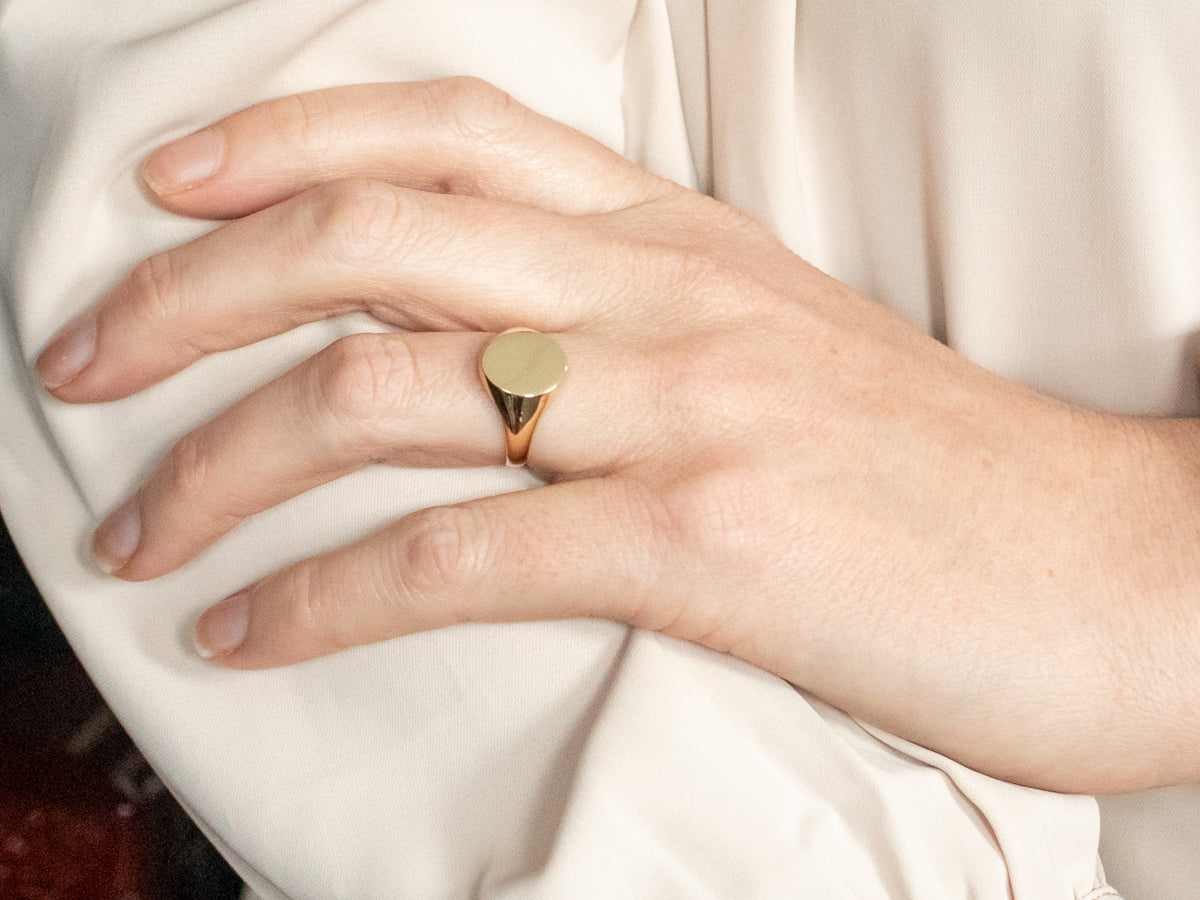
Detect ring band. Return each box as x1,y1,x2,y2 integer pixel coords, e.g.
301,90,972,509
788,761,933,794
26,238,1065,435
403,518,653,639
479,328,568,467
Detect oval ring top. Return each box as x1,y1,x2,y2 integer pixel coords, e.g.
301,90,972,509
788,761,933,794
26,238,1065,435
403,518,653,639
480,330,568,398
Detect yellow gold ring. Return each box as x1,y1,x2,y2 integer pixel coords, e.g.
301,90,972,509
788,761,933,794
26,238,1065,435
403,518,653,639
479,328,568,467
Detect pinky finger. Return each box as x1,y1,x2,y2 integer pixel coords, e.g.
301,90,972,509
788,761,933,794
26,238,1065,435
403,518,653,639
194,478,667,669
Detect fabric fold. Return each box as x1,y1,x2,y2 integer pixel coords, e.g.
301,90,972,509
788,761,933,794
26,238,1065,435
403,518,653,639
3,0,1176,896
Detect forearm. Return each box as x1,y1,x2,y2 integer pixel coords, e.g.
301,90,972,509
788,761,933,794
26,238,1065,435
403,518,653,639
1053,412,1200,792
859,407,1200,794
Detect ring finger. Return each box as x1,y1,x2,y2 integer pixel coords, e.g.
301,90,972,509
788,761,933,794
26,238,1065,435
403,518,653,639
92,329,661,581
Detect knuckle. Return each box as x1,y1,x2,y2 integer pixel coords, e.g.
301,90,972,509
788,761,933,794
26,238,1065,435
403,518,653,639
393,507,486,620
127,252,185,327
288,563,354,652
637,203,787,323
306,177,407,267
655,335,739,425
656,329,788,438
431,75,524,146
264,91,337,156
162,428,214,506
683,252,771,321
316,333,413,454
657,466,783,568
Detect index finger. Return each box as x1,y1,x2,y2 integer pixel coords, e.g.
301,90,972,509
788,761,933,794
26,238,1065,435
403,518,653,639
141,78,674,219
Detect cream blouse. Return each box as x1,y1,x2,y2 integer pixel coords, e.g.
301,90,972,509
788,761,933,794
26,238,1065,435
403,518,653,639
2,0,1195,895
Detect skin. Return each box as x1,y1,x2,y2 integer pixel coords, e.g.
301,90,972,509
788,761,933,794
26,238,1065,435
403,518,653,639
35,78,1200,794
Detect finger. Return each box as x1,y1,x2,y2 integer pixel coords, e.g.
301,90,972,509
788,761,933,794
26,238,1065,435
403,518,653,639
140,79,675,219
192,477,672,669
93,331,657,580
37,178,661,403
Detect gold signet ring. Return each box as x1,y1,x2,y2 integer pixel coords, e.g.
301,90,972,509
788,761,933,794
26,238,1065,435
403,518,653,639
479,329,568,467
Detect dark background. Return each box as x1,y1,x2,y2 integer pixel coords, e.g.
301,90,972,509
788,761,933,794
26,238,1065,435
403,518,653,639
0,514,242,899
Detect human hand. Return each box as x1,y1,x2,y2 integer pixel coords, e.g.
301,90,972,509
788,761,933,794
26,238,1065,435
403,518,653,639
36,79,1196,791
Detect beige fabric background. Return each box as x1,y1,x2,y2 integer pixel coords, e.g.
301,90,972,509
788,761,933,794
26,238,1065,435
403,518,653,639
2,0,1196,895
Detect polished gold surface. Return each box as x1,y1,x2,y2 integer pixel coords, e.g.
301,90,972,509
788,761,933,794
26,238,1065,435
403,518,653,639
479,329,567,467
480,330,568,397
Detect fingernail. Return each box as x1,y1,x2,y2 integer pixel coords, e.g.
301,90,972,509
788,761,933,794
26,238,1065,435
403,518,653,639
141,128,224,195
92,497,141,575
36,312,96,390
194,591,249,659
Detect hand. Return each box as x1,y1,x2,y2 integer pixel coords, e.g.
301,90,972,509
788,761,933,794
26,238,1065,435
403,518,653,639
36,79,1200,792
